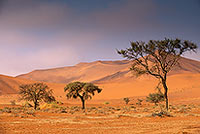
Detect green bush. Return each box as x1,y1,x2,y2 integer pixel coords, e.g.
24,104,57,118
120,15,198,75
146,92,164,106
104,102,110,105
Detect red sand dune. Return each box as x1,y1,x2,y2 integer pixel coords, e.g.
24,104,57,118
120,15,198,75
16,57,200,84
0,57,199,103
0,74,32,94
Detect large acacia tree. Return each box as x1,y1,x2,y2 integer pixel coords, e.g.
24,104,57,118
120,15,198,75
64,82,102,109
118,38,197,110
19,83,55,110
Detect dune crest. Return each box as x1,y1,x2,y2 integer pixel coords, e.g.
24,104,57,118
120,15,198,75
0,57,199,102
16,57,200,84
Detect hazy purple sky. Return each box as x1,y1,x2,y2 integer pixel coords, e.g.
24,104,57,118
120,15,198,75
0,0,200,76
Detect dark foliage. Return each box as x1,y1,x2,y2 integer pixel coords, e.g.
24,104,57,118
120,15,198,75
123,97,130,105
19,83,55,110
64,81,102,109
146,92,165,105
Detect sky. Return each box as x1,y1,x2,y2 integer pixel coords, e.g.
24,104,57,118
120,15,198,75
0,0,200,76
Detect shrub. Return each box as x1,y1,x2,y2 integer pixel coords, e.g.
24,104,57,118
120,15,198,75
146,92,165,106
104,102,110,105
10,100,16,105
136,99,143,105
152,110,172,117
26,109,35,115
2,107,11,113
56,101,63,105
123,97,130,105
23,101,33,108
40,102,60,110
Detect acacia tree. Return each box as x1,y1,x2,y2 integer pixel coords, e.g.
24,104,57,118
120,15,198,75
64,81,102,109
118,38,197,110
19,83,55,110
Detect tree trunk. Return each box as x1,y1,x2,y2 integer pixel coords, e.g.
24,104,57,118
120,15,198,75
162,79,169,111
81,97,85,109
34,101,38,110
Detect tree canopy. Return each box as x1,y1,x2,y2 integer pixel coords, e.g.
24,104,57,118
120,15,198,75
19,83,55,110
64,81,102,109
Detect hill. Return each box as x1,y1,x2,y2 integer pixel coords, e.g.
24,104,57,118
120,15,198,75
16,57,200,84
0,57,200,102
0,74,65,98
0,75,31,94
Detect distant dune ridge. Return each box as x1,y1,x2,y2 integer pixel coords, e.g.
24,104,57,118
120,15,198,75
16,57,200,84
16,60,132,83
0,75,32,94
0,57,200,102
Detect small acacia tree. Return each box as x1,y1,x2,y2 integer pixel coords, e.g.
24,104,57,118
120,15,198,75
19,83,55,110
64,81,102,109
118,38,197,110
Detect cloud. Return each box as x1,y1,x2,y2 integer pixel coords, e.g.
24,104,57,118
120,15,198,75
88,0,157,33
0,0,199,76
0,0,4,14
0,28,102,76
0,44,79,76
0,0,71,30
0,0,158,33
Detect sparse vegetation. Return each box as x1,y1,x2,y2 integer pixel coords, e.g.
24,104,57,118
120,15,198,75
64,81,102,109
40,102,60,110
10,100,16,105
118,38,197,110
26,109,35,115
123,97,130,105
104,101,110,105
146,92,165,106
136,99,143,105
152,110,172,117
2,107,11,113
19,83,56,110
23,101,33,108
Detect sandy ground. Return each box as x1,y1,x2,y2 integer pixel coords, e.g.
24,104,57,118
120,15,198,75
0,58,199,134
1,103,200,134
1,114,200,134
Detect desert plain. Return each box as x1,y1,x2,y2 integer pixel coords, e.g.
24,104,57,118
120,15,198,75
0,58,200,134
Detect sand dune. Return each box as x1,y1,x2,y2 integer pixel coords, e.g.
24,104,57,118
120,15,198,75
0,74,65,98
17,57,200,84
0,57,199,102
0,74,32,94
94,73,200,100
16,60,132,83
0,73,200,104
